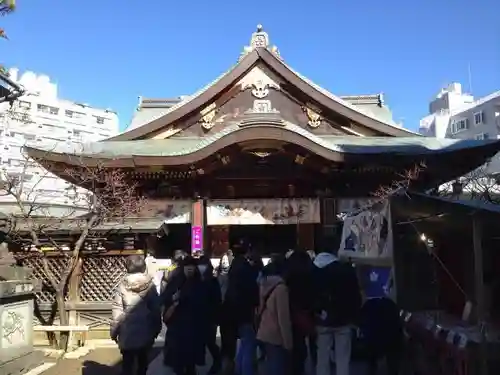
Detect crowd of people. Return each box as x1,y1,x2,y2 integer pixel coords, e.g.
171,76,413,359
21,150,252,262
110,242,403,375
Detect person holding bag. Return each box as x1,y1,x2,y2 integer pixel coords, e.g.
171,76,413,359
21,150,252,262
256,257,293,375
162,256,207,375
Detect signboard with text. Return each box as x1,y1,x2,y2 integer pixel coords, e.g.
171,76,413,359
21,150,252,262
191,225,203,253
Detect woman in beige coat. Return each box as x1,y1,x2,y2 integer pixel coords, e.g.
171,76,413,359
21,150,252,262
256,258,293,375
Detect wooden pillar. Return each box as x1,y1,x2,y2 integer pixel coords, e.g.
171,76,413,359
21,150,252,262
191,198,206,254
320,198,337,248
472,216,488,375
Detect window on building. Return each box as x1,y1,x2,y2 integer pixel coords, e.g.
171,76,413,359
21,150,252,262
95,116,105,125
22,174,33,182
9,159,22,167
43,123,65,130
475,133,490,140
66,110,86,119
452,118,470,133
18,101,31,109
23,134,36,141
37,104,59,115
474,111,485,125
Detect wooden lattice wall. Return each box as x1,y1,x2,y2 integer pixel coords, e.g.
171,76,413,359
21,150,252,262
21,254,128,304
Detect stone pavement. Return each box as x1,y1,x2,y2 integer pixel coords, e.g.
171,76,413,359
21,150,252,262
27,331,369,375
146,350,368,375
147,333,368,375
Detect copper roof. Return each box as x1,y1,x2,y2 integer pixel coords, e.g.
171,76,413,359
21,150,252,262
111,26,418,141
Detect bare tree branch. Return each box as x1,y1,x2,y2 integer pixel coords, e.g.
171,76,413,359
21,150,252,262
0,118,146,349
337,161,427,219
438,161,500,204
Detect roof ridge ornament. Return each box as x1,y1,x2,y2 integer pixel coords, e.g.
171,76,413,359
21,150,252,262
239,24,281,61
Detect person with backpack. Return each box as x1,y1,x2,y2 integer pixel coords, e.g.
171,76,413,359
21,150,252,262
256,257,293,375
110,255,162,375
312,247,362,375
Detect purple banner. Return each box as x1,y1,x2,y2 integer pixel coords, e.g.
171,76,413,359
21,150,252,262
191,225,203,252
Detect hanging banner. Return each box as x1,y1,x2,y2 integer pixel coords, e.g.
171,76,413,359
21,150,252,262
338,198,393,264
207,199,320,225
191,225,203,252
138,199,191,223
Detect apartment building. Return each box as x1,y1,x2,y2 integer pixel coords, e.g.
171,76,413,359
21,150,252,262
0,68,119,216
419,82,500,173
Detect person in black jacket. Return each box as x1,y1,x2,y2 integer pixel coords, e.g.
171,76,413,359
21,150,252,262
285,250,316,375
162,256,207,375
198,255,223,375
312,248,362,375
224,241,259,375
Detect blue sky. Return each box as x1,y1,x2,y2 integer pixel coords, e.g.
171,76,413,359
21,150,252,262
1,0,499,132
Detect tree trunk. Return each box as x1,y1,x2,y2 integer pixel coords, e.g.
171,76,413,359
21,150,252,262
56,290,69,351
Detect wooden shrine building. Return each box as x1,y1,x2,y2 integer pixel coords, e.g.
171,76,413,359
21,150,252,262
24,25,500,257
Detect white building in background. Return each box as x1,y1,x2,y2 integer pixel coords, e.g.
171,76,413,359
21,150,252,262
0,68,119,216
419,82,500,174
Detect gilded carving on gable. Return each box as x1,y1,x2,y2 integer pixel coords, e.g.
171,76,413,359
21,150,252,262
302,104,322,128
199,103,217,130
238,66,280,99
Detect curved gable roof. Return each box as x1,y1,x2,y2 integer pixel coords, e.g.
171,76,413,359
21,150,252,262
111,27,418,141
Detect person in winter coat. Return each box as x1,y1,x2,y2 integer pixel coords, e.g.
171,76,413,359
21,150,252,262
256,257,293,375
162,256,207,375
160,250,187,294
198,255,223,375
217,250,234,300
285,250,316,375
217,250,238,373
305,249,318,366
225,243,260,375
359,296,403,375
313,249,362,375
111,255,162,375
